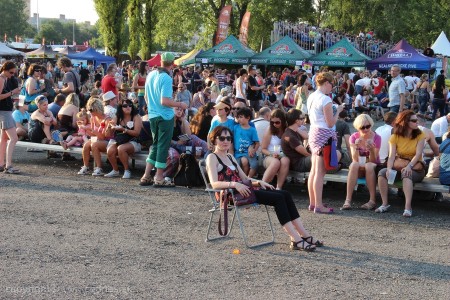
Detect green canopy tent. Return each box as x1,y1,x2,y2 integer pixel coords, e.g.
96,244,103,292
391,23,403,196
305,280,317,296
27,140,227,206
308,38,371,67
176,49,203,66
195,35,255,64
250,36,311,65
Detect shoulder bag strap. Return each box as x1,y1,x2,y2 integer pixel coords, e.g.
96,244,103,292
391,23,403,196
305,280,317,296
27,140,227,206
70,70,79,91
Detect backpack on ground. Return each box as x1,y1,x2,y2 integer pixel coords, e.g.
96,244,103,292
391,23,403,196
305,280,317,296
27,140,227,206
174,153,203,188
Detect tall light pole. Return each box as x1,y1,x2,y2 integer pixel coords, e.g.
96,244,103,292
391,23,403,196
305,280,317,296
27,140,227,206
73,20,75,45
36,0,40,32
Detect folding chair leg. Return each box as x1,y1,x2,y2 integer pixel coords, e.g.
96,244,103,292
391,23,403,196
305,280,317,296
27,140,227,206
205,208,237,242
235,205,275,248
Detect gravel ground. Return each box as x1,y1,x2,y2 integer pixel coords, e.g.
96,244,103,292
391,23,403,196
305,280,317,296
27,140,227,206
1,145,449,300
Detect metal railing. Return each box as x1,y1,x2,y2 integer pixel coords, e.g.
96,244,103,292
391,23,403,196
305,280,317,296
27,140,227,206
271,21,395,59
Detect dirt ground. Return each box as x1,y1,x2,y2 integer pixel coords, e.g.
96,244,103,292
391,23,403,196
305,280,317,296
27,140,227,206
1,147,449,300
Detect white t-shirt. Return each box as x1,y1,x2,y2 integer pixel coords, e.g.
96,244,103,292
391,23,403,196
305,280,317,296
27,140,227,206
354,94,367,107
404,76,415,90
235,78,246,99
375,124,393,163
307,89,332,129
355,77,371,87
253,118,270,153
430,116,449,138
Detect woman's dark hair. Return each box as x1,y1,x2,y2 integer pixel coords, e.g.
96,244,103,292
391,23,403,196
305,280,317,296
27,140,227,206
116,99,138,124
239,68,248,77
196,85,204,92
139,61,147,76
94,80,101,89
299,74,308,86
0,61,16,72
286,108,302,126
27,63,41,76
393,110,421,139
190,102,215,136
209,125,233,146
270,109,287,135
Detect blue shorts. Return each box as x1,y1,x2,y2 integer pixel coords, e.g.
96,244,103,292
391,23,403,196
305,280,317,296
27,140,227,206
236,155,258,170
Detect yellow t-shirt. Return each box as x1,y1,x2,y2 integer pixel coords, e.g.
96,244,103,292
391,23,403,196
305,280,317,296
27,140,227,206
389,132,425,160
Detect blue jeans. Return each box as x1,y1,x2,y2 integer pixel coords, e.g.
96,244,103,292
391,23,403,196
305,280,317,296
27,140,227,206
389,105,400,113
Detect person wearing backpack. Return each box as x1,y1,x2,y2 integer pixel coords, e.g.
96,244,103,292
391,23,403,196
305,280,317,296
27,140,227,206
439,131,450,185
54,58,83,106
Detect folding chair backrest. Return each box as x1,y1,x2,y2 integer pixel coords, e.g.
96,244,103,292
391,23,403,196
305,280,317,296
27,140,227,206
198,159,212,190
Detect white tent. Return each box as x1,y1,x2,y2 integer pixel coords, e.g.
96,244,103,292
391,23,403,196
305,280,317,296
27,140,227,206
0,43,25,57
431,31,450,56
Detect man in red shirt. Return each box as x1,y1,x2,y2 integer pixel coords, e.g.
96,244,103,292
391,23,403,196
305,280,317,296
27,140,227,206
101,63,118,95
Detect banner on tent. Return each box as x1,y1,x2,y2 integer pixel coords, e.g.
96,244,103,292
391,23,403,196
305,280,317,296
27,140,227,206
215,6,232,45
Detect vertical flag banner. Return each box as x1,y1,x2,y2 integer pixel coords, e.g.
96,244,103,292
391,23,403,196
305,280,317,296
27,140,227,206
239,12,251,46
215,5,232,45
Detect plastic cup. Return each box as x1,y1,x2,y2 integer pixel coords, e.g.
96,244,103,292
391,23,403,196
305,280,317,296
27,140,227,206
387,169,397,185
358,156,366,166
273,145,281,154
195,146,202,158
58,81,63,89
39,79,45,85
185,146,192,154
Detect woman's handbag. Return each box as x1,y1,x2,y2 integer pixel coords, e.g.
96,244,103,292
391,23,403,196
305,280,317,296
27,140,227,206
217,179,257,236
323,137,338,171
393,157,425,172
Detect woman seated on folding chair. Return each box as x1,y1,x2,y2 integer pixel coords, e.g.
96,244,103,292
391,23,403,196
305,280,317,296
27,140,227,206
206,125,322,252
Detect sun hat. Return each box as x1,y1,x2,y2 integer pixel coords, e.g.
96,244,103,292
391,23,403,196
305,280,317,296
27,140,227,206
102,91,116,102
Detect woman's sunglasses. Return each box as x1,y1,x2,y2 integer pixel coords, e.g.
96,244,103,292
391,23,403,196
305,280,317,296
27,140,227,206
360,125,372,130
270,121,281,125
122,104,132,108
217,136,232,142
409,119,418,123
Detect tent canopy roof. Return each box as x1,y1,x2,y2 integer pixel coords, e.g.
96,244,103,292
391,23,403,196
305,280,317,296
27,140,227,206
431,31,450,56
196,35,255,64
147,54,161,67
25,45,59,58
250,36,311,66
367,39,436,70
0,43,25,57
308,38,371,67
67,48,115,66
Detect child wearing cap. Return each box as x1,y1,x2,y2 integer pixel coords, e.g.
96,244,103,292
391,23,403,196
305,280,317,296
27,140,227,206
12,101,30,140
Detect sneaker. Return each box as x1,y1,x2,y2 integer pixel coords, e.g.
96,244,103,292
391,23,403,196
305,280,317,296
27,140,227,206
77,166,89,175
4,166,20,174
104,170,120,178
122,170,131,179
375,205,391,213
92,167,104,176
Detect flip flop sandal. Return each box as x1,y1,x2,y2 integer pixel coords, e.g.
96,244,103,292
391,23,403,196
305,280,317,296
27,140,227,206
153,177,175,188
375,205,391,213
302,236,324,247
403,209,412,217
139,177,154,186
4,166,20,174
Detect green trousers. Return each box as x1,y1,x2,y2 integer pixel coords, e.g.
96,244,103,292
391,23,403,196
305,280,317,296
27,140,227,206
147,116,174,169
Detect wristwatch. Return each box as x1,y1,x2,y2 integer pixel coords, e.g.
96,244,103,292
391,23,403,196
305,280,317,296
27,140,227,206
409,163,414,168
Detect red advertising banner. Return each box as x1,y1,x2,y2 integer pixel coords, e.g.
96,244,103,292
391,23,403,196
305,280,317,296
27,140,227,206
239,12,251,46
215,5,232,45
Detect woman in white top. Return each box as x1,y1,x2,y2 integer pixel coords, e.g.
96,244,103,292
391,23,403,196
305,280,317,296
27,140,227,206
295,74,312,114
307,72,344,214
234,68,248,103
261,109,290,190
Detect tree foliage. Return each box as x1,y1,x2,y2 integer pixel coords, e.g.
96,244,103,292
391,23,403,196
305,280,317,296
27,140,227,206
322,0,450,48
94,0,129,58
34,20,100,45
0,0,34,41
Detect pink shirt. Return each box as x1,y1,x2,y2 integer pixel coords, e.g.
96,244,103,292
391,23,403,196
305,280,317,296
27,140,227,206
349,131,382,163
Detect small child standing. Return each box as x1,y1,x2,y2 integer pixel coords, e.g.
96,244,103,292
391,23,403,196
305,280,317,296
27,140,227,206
233,107,260,178
61,109,90,150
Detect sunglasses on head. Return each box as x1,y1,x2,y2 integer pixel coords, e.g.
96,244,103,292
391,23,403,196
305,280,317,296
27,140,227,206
409,119,418,123
360,124,372,130
270,121,281,125
217,136,232,142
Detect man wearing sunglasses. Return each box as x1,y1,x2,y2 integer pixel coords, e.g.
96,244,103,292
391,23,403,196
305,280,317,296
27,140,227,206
140,52,188,187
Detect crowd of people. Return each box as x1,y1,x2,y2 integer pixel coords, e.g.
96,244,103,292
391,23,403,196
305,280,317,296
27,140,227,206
1,52,449,240
274,21,395,59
